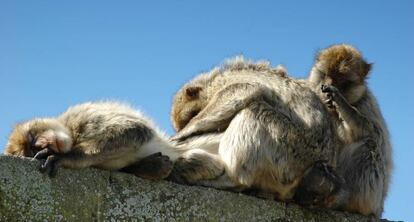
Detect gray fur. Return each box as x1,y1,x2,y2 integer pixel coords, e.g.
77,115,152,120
307,44,392,217
5,101,181,177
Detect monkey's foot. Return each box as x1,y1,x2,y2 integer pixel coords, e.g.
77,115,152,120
120,152,174,180
294,160,347,209
167,160,189,185
167,150,225,185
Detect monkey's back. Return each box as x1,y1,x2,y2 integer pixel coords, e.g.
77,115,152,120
56,101,156,155
214,71,340,167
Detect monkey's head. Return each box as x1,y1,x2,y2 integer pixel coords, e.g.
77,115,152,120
4,118,73,157
308,44,372,104
170,71,217,132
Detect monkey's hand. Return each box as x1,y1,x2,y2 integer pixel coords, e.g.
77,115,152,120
170,124,202,143
171,118,226,143
39,154,62,177
32,148,55,161
170,131,192,144
321,84,341,114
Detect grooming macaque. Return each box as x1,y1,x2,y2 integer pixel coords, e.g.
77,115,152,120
306,44,392,217
4,101,177,178
169,57,342,202
170,57,288,132
169,48,391,217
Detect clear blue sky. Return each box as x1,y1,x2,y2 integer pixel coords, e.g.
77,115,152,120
1,1,412,220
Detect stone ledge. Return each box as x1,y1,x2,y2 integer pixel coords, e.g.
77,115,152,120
0,156,389,221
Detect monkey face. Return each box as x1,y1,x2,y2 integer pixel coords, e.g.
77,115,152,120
313,44,372,104
4,119,72,157
171,86,205,132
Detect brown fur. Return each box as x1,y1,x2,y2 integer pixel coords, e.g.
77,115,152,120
5,124,29,156
171,85,208,132
311,44,372,104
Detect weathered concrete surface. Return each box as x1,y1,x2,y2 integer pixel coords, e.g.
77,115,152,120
0,156,390,222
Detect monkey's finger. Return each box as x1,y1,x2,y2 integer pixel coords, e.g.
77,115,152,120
170,135,187,143
171,130,198,143
324,99,335,109
48,162,60,178
327,103,334,108
33,148,54,160
39,163,49,174
161,155,171,162
172,138,189,146
321,84,338,94
321,84,331,93
170,133,183,141
40,155,60,177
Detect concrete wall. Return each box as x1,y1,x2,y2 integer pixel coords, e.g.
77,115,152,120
0,156,388,221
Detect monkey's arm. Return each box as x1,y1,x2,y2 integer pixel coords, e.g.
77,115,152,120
172,83,267,142
321,85,373,140
39,150,97,177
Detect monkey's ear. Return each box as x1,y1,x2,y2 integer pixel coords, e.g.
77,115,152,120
185,86,203,100
362,62,372,77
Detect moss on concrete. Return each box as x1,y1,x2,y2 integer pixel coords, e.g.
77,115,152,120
0,156,390,221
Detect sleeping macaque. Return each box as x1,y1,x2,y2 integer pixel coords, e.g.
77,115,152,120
4,101,178,179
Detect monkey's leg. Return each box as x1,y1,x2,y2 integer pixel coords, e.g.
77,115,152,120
172,83,268,142
219,100,334,201
338,138,384,217
168,149,229,186
321,85,372,139
120,152,173,180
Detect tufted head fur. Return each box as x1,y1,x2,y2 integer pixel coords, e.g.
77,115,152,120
308,44,372,104
4,118,73,157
